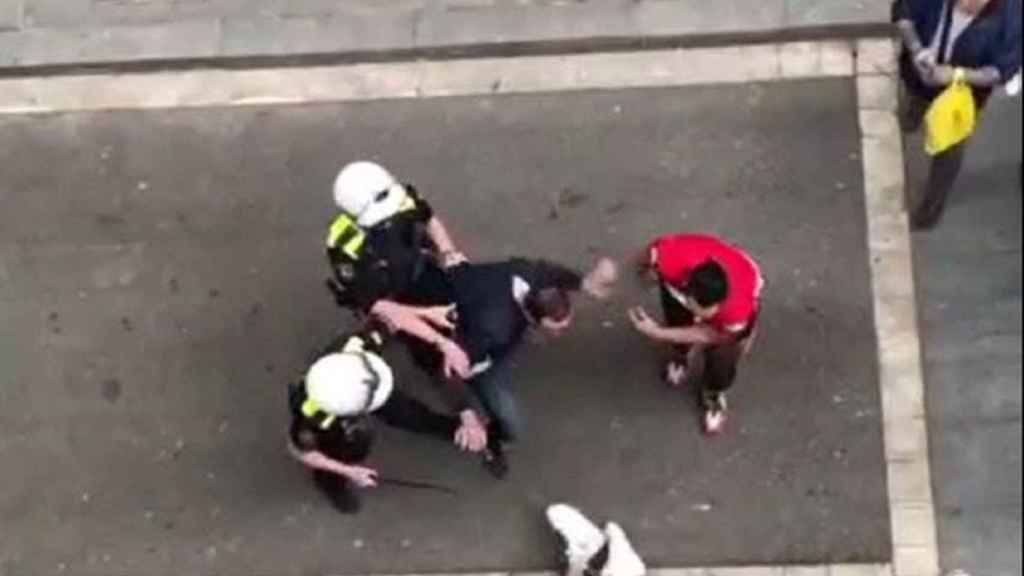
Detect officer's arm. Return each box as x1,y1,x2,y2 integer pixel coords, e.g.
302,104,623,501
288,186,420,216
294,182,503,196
287,431,378,486
287,422,352,475
287,439,353,477
371,300,470,378
427,217,468,267
426,217,458,254
372,300,448,344
404,186,462,262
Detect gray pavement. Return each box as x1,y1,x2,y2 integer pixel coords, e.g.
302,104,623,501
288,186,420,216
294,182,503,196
0,79,889,575
0,0,891,73
909,93,1024,576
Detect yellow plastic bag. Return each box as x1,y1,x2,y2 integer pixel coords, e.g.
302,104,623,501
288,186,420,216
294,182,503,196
924,69,977,156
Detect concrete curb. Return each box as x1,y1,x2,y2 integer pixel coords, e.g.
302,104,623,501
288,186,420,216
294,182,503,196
855,39,941,576
0,40,935,576
0,41,858,114
0,1,893,79
341,565,892,576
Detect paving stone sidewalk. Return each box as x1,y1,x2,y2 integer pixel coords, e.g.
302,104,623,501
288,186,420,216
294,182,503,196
910,93,1023,576
0,0,890,72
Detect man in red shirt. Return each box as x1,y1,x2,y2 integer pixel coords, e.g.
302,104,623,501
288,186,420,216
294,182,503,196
629,233,764,435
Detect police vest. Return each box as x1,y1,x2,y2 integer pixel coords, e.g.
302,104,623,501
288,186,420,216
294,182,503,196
325,195,420,262
326,196,426,308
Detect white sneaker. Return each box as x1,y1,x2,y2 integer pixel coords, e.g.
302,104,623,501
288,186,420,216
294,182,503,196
703,409,728,436
664,361,688,388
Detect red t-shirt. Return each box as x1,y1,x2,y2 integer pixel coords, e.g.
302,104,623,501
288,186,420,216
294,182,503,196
649,234,764,333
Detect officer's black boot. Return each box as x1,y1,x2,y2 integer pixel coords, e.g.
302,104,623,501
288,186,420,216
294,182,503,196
313,471,362,514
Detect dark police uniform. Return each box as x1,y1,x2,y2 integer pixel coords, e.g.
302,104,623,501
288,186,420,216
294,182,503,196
288,325,464,513
326,186,451,313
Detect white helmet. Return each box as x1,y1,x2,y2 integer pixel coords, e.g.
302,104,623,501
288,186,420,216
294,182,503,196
333,161,410,228
305,351,394,417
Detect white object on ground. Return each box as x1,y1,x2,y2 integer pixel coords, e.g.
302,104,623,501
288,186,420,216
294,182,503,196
546,503,646,576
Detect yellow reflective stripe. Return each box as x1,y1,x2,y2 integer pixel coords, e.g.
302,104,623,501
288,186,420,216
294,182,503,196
327,213,366,258
303,398,337,430
397,196,416,213
342,337,366,354
301,398,321,419
327,214,355,248
342,233,365,259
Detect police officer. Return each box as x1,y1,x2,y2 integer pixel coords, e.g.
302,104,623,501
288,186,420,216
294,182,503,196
326,161,472,379
287,324,488,513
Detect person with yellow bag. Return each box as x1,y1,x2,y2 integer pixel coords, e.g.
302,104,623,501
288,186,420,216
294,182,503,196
893,0,1021,230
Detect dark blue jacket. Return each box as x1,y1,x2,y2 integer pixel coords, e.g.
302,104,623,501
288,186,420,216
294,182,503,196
447,259,582,369
893,0,1022,101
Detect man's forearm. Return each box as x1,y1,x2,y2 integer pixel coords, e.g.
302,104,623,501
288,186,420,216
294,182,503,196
651,325,725,346
962,66,1003,87
897,19,924,54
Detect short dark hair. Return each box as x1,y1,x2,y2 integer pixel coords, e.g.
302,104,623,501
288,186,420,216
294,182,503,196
685,260,729,308
524,287,573,323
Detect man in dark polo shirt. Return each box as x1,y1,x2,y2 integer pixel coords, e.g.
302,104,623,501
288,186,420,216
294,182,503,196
423,256,618,477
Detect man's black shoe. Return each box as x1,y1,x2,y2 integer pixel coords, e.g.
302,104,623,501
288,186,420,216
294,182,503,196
483,447,509,480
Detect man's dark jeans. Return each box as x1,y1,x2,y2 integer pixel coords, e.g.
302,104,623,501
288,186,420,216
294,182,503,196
900,83,978,230
469,359,522,444
659,286,753,408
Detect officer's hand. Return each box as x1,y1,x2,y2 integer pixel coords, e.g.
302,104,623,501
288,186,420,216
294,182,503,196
344,465,379,489
420,305,457,331
439,339,471,380
454,410,488,453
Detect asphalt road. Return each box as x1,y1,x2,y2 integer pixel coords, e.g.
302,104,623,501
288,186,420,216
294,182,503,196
0,79,888,575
